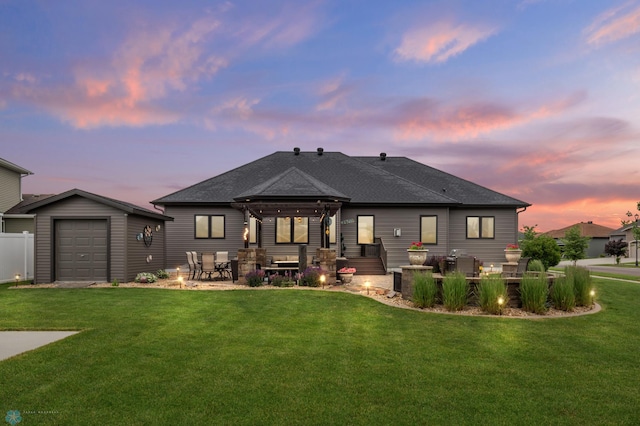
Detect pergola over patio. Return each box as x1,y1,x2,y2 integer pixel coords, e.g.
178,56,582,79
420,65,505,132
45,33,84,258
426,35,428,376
231,167,349,248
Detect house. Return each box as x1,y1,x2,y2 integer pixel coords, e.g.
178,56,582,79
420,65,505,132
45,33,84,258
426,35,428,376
0,157,35,233
609,221,640,260
544,221,614,258
21,189,173,284
152,149,530,272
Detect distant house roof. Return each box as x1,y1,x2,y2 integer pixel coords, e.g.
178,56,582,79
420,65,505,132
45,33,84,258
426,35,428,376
5,194,57,214
0,157,32,175
22,188,173,221
153,150,530,208
544,222,614,239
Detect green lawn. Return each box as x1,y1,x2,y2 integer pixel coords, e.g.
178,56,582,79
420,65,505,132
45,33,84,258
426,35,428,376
1,279,639,425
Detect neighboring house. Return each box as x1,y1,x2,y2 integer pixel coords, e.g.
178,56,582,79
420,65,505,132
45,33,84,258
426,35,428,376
153,149,530,271
609,221,640,260
544,221,614,258
5,194,56,233
0,157,34,233
21,189,173,284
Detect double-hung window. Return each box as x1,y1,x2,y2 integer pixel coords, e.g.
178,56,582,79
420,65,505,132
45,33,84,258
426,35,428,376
195,215,225,239
466,216,495,239
357,215,374,244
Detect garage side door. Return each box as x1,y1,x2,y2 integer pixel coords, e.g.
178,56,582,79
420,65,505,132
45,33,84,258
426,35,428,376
55,219,108,281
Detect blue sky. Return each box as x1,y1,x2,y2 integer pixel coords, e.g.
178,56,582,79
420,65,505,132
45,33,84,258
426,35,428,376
2,0,639,231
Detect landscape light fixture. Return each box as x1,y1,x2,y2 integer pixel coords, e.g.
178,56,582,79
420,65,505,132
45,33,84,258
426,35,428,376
320,274,326,288
365,280,370,295
15,274,20,287
633,213,638,268
497,296,505,315
178,276,184,289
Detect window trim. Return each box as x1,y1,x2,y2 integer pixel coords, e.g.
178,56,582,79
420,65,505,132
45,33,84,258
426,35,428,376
466,216,495,239
357,215,375,245
194,214,226,239
420,215,438,245
275,216,309,244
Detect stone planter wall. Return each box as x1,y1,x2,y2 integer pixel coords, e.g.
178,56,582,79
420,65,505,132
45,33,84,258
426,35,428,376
237,248,256,285
400,265,433,300
315,248,336,285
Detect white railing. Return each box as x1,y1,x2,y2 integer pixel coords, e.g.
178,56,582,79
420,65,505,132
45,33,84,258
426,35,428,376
0,231,34,283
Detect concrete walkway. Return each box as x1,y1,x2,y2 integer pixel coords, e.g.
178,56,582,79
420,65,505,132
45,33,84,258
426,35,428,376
558,257,640,278
0,331,78,361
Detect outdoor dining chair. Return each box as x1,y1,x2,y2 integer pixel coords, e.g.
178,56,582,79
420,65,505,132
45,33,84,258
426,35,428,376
185,251,201,280
200,252,216,280
215,251,232,280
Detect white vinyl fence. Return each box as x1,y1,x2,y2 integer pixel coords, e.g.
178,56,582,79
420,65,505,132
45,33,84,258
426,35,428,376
0,231,34,283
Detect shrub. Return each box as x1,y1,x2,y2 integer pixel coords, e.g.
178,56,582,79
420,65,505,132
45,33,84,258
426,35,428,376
565,266,592,306
111,279,119,287
135,272,158,283
156,269,170,279
245,270,265,287
413,272,438,308
442,272,468,311
520,225,561,270
527,259,546,273
299,266,325,287
477,275,508,315
270,273,295,287
520,273,548,314
551,277,575,311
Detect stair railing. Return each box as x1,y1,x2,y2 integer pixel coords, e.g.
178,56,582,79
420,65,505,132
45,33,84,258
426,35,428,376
375,237,388,273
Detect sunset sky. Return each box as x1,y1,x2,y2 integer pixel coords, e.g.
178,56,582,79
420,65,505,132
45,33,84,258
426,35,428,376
2,0,639,232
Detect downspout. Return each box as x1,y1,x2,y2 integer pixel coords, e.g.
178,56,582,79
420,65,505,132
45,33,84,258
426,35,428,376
516,207,528,241
0,212,4,233
153,204,165,214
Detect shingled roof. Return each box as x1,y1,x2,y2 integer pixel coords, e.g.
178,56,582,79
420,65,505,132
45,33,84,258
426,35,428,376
544,222,614,238
152,150,529,208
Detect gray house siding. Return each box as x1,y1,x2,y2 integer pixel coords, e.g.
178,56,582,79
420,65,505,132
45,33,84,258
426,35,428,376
5,218,34,233
164,206,246,268
0,166,21,213
126,215,167,281
449,208,519,266
340,206,450,268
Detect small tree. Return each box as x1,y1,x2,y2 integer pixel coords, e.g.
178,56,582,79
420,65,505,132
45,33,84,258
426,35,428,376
561,225,590,265
520,225,561,270
604,239,627,264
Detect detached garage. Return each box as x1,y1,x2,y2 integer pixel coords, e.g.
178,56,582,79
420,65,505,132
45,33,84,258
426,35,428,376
23,189,173,284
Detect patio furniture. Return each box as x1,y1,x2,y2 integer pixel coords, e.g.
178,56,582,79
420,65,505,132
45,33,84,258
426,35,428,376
215,251,232,280
200,252,216,280
185,251,201,279
455,256,477,277
515,257,531,277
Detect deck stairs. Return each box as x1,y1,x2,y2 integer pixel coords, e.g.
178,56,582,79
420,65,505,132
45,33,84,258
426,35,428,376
347,257,386,275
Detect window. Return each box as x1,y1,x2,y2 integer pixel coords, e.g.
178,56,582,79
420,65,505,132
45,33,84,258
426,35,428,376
249,217,258,244
420,216,437,244
195,215,225,239
329,215,336,244
276,217,308,244
467,216,495,239
357,215,374,244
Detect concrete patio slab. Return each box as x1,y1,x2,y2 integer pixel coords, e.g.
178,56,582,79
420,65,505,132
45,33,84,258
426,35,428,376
0,331,78,361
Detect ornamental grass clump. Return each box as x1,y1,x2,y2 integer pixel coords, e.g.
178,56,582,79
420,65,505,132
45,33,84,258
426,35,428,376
442,271,468,311
551,276,575,311
413,272,438,308
520,272,549,314
245,270,265,287
565,265,593,306
477,275,508,315
527,259,546,273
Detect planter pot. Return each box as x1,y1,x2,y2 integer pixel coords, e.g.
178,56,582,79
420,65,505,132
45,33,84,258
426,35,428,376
407,249,429,265
338,273,353,284
504,249,522,263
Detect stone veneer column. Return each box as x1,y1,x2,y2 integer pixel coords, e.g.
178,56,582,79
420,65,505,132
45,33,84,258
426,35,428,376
255,248,266,270
315,248,336,285
401,265,433,300
237,248,256,285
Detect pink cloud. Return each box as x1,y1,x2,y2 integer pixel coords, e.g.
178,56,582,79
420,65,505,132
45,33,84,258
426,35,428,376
395,21,497,63
585,2,640,46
